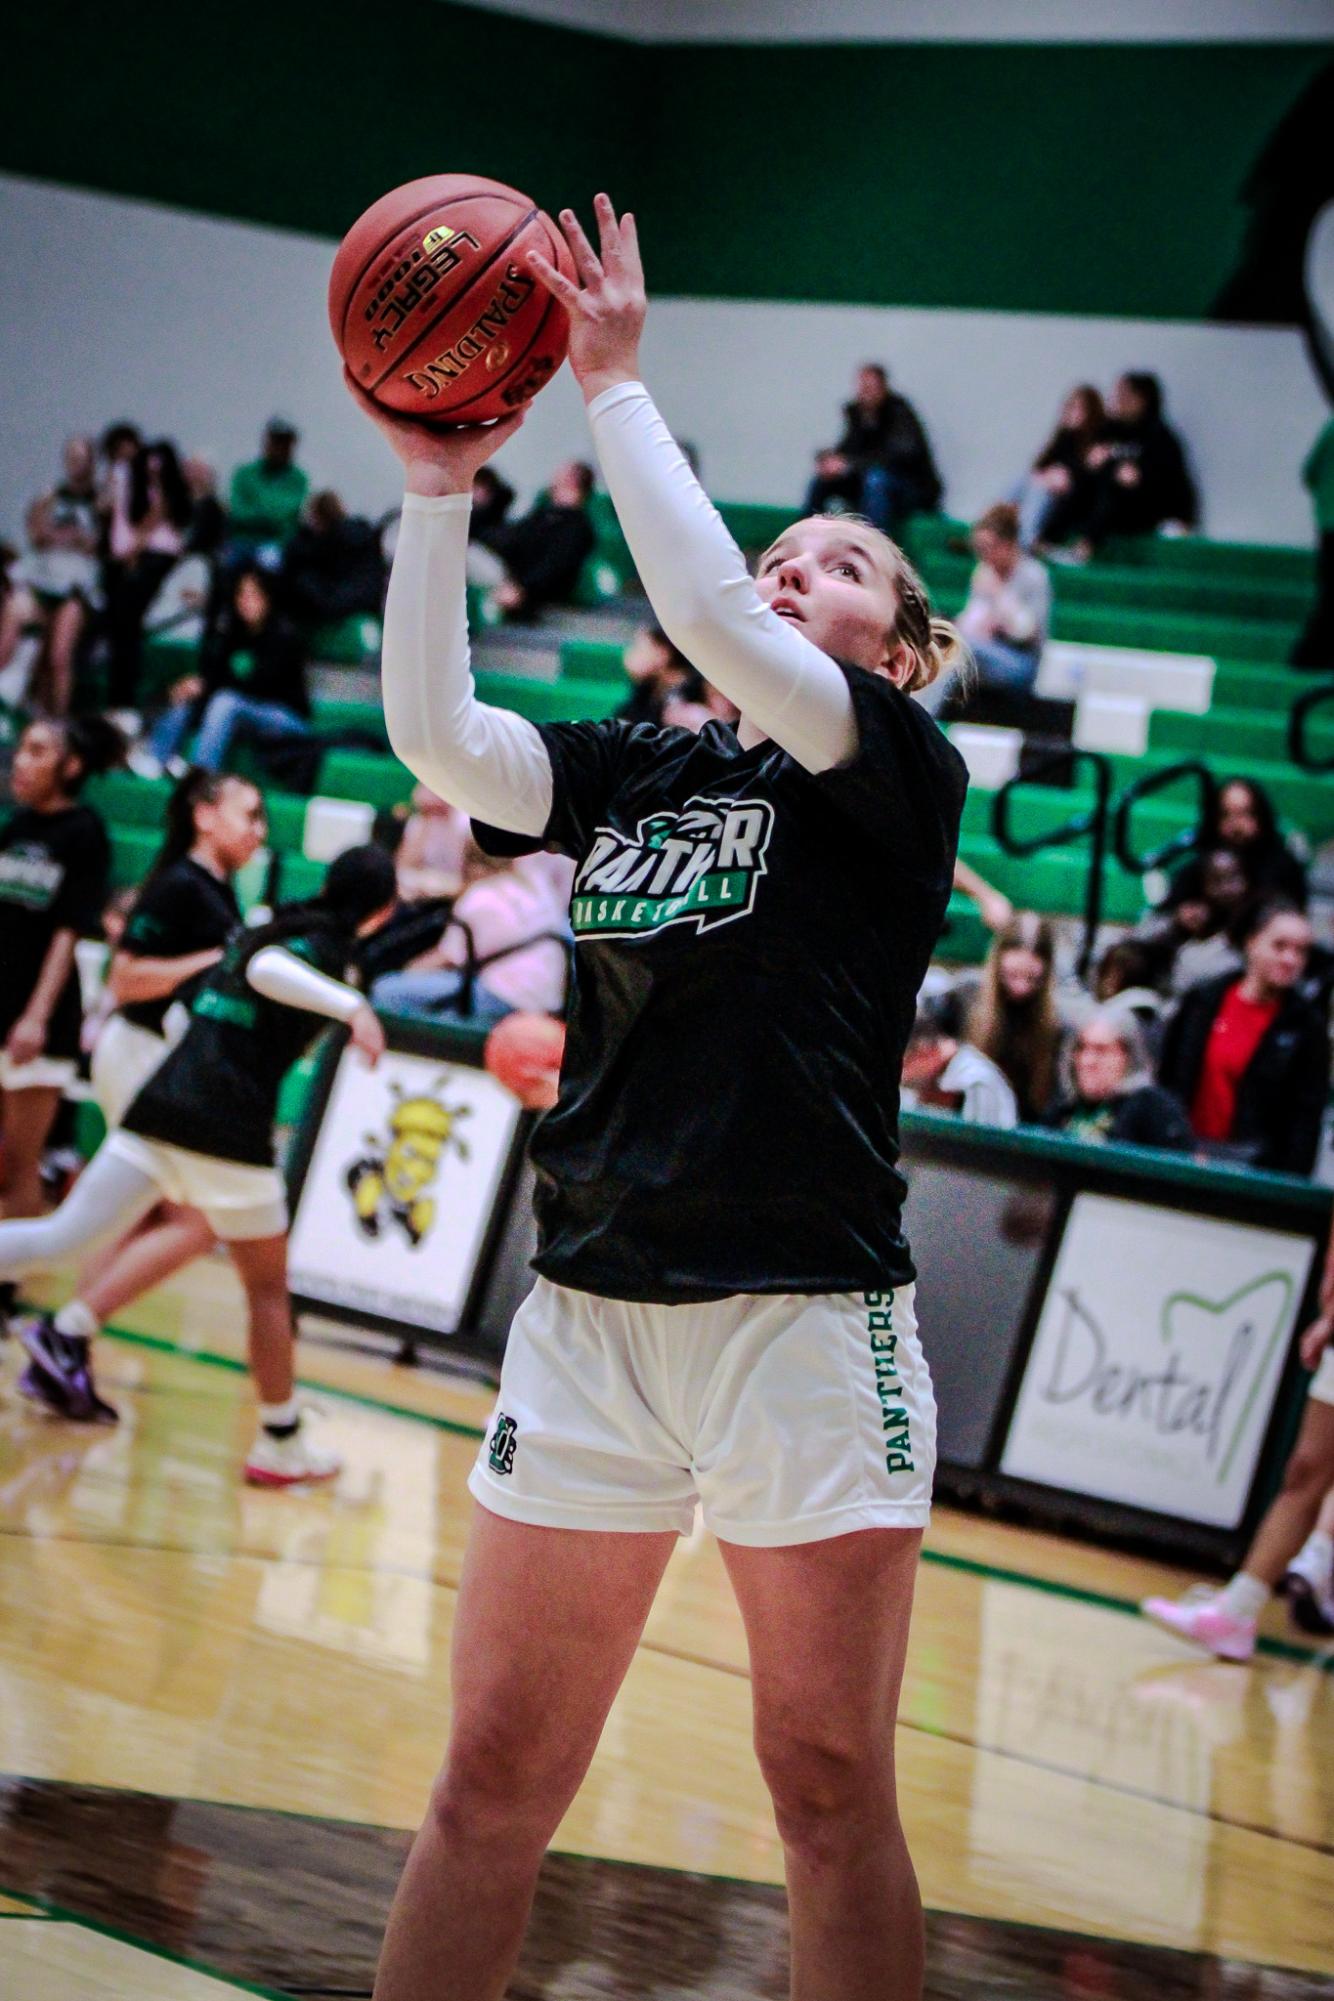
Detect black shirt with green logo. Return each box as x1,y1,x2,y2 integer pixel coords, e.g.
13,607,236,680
117,858,241,1035
122,926,347,1166
0,803,109,1056
474,662,967,1303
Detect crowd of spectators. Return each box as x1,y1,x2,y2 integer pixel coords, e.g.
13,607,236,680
912,780,1331,1181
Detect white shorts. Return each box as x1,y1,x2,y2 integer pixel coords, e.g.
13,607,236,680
0,1050,78,1092
1310,1346,1334,1407
90,1015,169,1128
469,1278,935,1545
105,1129,288,1240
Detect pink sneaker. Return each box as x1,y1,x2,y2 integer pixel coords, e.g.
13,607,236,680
1140,1586,1256,1663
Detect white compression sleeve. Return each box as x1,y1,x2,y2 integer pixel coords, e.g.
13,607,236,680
246,946,364,1022
0,1146,161,1276
381,493,554,835
587,381,857,774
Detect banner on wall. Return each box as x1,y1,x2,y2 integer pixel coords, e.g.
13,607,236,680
288,1046,524,1335
1000,1193,1315,1529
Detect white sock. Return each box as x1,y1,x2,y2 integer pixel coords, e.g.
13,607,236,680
1219,1572,1269,1622
259,1397,300,1434
1298,1529,1334,1574
54,1299,100,1341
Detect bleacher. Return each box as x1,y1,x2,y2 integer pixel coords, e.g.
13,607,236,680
80,503,1328,985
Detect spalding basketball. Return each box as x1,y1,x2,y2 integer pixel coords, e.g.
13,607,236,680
329,174,576,425
484,1012,566,1112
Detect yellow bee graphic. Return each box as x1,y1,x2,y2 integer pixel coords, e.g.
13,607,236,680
345,1083,471,1248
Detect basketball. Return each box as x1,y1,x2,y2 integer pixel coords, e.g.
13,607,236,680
484,1011,566,1110
328,174,576,425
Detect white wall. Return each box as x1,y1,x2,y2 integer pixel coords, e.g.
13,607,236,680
451,0,1334,44
0,172,1325,550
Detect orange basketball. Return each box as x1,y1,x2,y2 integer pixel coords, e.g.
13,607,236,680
329,173,576,425
484,1012,566,1111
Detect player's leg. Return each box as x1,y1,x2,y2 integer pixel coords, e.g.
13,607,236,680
373,1505,676,2001
0,1083,63,1220
1285,1477,1334,1632
1143,1396,1334,1658
721,1528,925,2001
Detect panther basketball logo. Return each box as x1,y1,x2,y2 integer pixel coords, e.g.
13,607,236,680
344,1081,471,1247
569,797,775,940
488,1413,518,1476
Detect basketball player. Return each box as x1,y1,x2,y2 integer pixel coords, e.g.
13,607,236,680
14,768,268,1422
352,193,966,2001
3,846,395,1484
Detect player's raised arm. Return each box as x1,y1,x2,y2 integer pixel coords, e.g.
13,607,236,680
345,379,555,835
528,195,858,774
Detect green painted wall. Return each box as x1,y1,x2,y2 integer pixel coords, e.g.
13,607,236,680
5,7,1329,322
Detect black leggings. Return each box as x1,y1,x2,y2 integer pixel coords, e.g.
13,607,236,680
102,552,177,709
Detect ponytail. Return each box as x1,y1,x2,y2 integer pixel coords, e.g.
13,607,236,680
59,713,127,794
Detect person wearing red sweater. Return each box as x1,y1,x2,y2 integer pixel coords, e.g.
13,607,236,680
1157,902,1327,1175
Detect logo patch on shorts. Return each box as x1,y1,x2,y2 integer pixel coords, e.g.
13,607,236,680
488,1412,518,1477
864,1291,914,1475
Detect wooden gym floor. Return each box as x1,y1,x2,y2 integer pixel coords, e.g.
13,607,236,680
1,1256,1332,1998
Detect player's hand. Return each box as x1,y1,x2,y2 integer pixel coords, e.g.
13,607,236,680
5,1013,48,1069
529,193,646,402
343,368,525,498
1300,1312,1334,1372
348,1003,386,1069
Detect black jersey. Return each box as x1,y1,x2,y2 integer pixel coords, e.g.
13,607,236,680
0,803,109,1056
122,926,348,1167
474,661,967,1303
117,858,241,1035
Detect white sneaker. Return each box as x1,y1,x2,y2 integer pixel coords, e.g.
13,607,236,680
126,744,164,780
243,1423,341,1488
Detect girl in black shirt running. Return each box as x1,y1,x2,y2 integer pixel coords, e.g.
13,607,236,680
0,716,118,1233
4,845,396,1483
354,196,967,2001
18,770,269,1422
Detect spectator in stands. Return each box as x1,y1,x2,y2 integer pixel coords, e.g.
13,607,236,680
616,623,703,727
394,784,471,902
98,421,142,494
1158,900,1327,1175
963,913,1066,1122
281,489,387,627
182,455,226,561
22,436,102,714
226,417,309,558
1041,373,1197,562
941,503,1050,707
1014,384,1106,549
468,460,596,620
804,363,942,534
372,837,572,1025
145,565,311,775
1291,410,1334,669
0,543,44,712
1091,936,1166,1049
901,991,1018,1128
1169,776,1308,911
103,438,192,713
951,858,1013,937
1139,847,1253,996
469,466,516,545
1048,1008,1193,1150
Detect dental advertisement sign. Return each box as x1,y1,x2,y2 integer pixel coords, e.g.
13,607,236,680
1000,1193,1315,1528
288,1045,522,1335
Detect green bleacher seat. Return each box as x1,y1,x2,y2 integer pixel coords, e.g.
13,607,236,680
261,791,308,853
473,672,623,725
273,852,327,902
936,896,991,966
1149,704,1334,766
1104,749,1334,844
109,826,162,891
1208,661,1317,714
86,771,173,828
311,696,389,745
319,749,415,810
559,640,629,686
310,614,382,664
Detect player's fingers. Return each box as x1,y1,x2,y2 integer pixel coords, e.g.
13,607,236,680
528,250,586,311
558,206,604,287
618,209,644,283
594,191,625,269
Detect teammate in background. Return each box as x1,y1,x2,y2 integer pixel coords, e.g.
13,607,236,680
353,193,967,2001
4,846,395,1485
14,769,268,1422
0,718,118,1311
1142,1237,1334,1659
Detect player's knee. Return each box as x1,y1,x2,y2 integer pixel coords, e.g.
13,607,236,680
754,1723,891,1860
431,1715,583,1843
